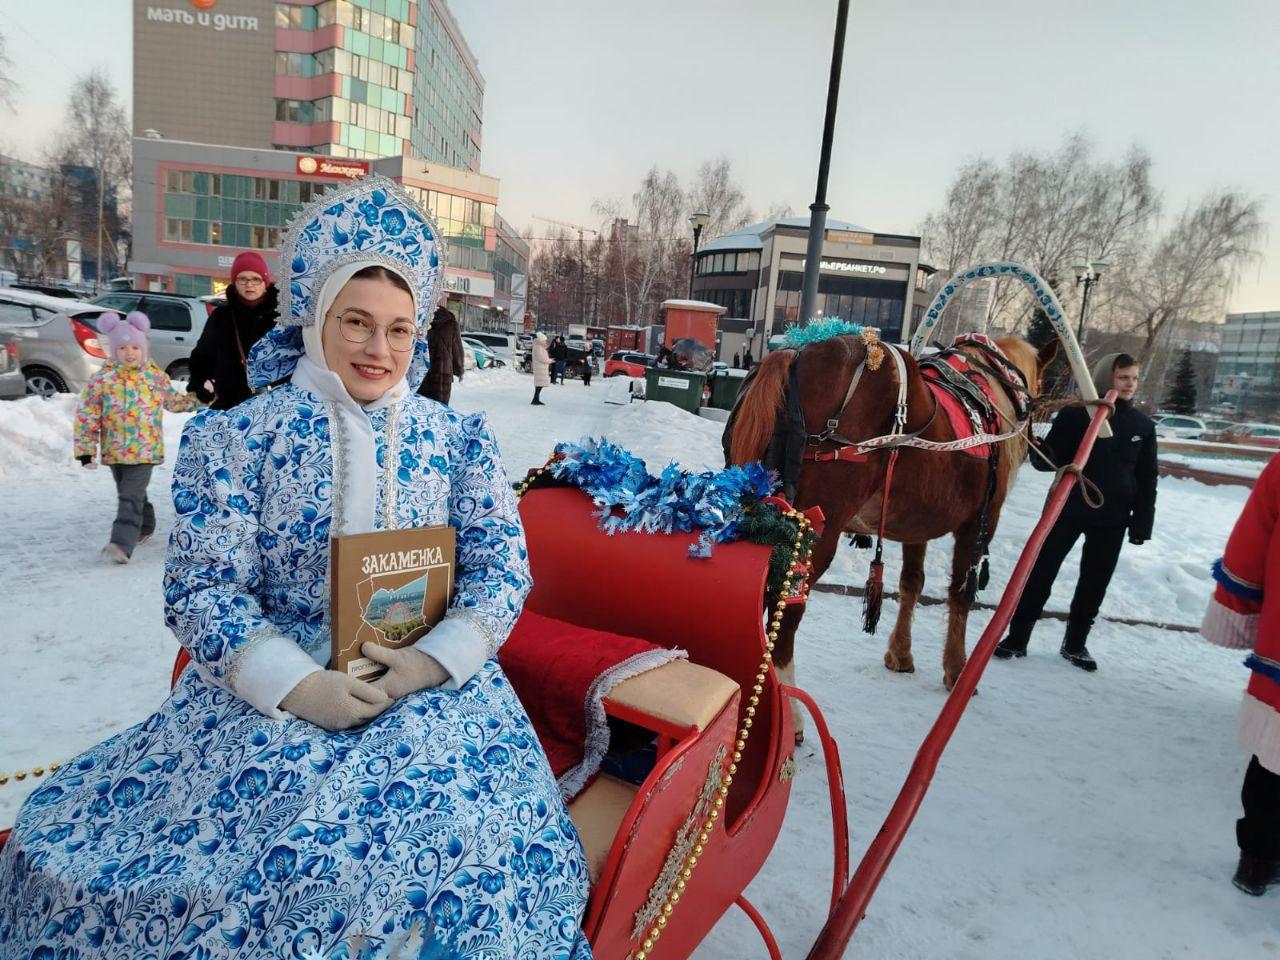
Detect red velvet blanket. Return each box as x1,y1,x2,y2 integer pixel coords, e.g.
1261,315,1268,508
498,610,685,800
921,353,1001,459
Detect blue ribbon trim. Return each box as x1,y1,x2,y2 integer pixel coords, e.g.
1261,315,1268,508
1245,653,1280,685
545,438,777,558
1213,558,1264,602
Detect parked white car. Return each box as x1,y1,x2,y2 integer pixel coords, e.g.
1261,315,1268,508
1154,414,1206,439
462,337,504,369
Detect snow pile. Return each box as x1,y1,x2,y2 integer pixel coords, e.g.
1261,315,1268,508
1158,451,1268,480
0,395,80,481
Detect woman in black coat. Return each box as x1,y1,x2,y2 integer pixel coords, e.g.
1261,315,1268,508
188,252,279,410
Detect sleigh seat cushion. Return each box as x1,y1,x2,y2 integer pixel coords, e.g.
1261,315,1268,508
568,773,641,883
603,658,740,735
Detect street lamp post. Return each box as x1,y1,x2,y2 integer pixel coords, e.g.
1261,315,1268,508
688,212,709,299
798,0,851,327
1072,257,1109,348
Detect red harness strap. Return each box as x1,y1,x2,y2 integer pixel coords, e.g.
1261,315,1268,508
805,447,869,463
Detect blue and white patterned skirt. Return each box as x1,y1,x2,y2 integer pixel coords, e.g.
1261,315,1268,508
0,662,591,959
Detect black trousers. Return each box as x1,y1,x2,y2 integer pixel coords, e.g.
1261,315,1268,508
1008,516,1126,647
108,463,155,555
1239,755,1280,859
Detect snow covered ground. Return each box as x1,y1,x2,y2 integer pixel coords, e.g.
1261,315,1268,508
1,369,1275,958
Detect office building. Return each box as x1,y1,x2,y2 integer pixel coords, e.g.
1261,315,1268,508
130,137,521,327
691,217,932,355
134,0,482,168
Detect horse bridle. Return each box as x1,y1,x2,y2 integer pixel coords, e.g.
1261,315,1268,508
805,342,938,461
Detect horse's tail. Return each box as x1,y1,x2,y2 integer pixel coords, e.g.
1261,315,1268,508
729,349,796,465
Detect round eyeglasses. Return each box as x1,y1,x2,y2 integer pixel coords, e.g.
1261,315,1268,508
334,310,418,353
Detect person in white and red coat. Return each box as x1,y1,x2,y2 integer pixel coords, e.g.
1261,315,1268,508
1201,454,1280,896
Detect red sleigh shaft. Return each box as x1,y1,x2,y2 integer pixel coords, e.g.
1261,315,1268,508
807,391,1117,959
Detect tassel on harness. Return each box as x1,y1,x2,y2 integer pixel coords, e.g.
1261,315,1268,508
848,533,873,550
863,552,885,634
863,447,902,635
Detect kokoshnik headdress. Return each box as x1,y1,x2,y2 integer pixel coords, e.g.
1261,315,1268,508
246,175,449,390
279,174,447,333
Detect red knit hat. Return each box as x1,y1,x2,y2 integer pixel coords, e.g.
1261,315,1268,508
230,251,270,283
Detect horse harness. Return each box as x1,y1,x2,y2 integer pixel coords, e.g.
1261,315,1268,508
798,333,1035,628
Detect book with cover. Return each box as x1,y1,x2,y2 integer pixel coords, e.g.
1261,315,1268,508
330,525,456,681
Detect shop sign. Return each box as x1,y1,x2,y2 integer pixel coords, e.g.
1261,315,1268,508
801,258,889,276
145,6,261,30
296,156,370,180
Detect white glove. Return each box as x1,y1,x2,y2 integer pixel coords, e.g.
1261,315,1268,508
363,642,449,699
279,669,392,732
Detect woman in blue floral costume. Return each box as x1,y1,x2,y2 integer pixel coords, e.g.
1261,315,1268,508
0,177,592,959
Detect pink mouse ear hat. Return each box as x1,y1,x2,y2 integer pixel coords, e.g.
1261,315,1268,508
98,311,151,358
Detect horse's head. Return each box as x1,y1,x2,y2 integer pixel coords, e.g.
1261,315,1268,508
995,336,1059,400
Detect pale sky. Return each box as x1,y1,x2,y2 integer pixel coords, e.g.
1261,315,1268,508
3,0,1277,312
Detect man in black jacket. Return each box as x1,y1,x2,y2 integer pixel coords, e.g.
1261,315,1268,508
995,353,1158,671
188,251,279,410
549,335,568,384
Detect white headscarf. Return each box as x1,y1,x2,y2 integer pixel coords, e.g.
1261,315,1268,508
291,260,419,536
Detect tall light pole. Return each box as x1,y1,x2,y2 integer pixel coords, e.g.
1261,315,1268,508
1072,257,1109,348
798,0,851,328
688,211,709,299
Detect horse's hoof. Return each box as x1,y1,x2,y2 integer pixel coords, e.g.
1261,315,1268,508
884,650,915,673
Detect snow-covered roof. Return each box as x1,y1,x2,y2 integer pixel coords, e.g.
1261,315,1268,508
698,216,875,254
661,299,726,312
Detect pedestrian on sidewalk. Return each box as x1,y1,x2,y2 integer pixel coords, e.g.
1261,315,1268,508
581,355,593,387
531,332,551,405
74,311,200,563
416,305,465,405
1201,454,1280,896
550,335,568,384
994,353,1157,670
188,251,279,410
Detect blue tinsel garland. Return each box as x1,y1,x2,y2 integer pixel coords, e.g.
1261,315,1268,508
545,438,777,557
782,316,866,348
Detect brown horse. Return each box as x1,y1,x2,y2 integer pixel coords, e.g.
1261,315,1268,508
728,333,1058,712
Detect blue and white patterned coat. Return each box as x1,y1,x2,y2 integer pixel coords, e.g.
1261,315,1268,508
0,330,592,958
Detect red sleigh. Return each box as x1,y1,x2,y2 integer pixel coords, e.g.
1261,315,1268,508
0,484,847,959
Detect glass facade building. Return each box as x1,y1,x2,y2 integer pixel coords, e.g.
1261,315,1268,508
409,1,483,171
132,139,523,310
270,0,482,169
1215,311,1280,417
272,0,416,159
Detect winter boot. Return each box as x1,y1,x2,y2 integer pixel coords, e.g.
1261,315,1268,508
994,622,1033,660
102,543,129,565
1060,621,1097,672
531,387,545,406
1233,854,1280,896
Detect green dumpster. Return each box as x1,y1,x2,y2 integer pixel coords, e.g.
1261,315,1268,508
708,369,749,410
644,368,707,414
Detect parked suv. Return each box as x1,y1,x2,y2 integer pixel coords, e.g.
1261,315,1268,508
0,288,112,396
458,331,514,358
90,291,209,381
604,352,657,378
